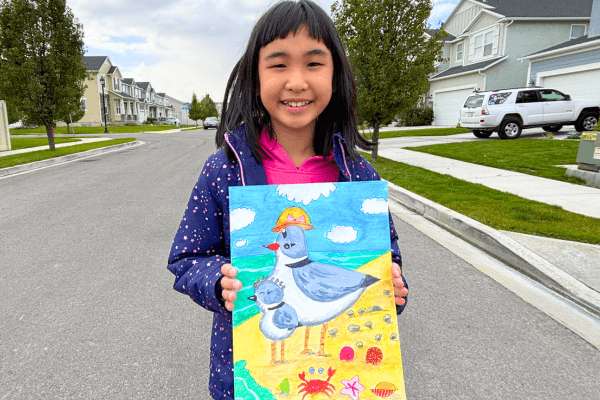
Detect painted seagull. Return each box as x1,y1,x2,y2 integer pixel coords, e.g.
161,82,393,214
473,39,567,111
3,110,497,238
265,225,379,356
248,278,300,364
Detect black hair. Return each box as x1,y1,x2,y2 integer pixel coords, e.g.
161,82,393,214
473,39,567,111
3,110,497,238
215,0,374,163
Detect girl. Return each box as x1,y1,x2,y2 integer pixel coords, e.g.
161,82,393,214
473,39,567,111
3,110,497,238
167,1,408,399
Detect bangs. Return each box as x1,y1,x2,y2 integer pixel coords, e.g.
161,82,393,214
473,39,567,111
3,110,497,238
254,1,336,51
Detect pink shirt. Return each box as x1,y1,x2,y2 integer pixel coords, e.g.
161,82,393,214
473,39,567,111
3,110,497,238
258,131,340,185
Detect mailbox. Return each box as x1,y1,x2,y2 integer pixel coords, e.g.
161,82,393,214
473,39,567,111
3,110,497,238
576,132,600,172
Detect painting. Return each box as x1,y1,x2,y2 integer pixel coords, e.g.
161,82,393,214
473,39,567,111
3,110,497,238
230,181,406,400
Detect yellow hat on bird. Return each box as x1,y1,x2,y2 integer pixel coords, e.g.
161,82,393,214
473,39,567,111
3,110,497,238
272,207,314,232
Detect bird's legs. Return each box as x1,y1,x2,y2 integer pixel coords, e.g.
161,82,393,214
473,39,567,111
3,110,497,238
316,323,328,356
271,341,277,364
280,340,285,363
300,326,312,354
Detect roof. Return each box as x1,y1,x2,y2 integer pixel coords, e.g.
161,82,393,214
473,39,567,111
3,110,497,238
82,56,108,71
474,0,593,19
157,93,165,97
122,78,134,85
427,29,456,41
107,66,117,74
521,34,600,59
136,82,150,90
108,90,136,100
430,56,508,80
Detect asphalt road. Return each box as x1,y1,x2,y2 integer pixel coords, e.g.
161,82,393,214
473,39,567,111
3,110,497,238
1,130,599,399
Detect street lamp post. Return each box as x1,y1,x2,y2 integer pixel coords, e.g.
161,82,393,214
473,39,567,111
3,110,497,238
100,76,108,133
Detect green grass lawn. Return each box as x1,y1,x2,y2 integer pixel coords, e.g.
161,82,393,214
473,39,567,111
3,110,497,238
405,138,587,185
363,153,600,244
10,137,80,150
10,125,178,135
362,127,470,140
0,138,136,169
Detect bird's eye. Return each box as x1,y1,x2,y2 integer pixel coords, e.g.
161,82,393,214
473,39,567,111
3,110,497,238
284,243,290,249
290,243,295,247
267,291,272,295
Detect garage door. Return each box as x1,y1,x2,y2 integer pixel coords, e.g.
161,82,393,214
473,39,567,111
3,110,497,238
540,68,600,102
433,88,476,126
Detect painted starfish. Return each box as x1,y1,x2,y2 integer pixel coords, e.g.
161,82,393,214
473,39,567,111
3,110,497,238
340,375,364,400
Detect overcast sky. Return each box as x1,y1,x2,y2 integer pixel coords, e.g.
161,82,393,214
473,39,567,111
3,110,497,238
72,0,459,104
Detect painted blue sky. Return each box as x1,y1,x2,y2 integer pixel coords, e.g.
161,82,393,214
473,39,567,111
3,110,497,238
229,181,391,258
72,0,459,103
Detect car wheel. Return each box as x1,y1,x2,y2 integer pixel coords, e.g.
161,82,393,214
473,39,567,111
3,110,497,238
498,118,522,139
574,112,599,132
472,130,493,138
542,124,563,133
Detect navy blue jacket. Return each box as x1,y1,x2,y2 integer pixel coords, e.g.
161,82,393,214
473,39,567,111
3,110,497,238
167,125,406,400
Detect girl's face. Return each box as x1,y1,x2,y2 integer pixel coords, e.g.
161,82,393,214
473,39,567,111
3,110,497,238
258,26,334,138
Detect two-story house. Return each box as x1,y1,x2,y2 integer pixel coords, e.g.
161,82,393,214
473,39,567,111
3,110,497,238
428,0,595,126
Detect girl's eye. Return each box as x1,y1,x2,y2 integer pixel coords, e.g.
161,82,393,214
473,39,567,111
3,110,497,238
308,62,322,67
271,64,286,68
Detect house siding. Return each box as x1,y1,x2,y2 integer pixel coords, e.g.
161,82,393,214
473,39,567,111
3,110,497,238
429,72,485,93
484,20,589,89
445,2,482,36
530,48,600,82
471,13,498,33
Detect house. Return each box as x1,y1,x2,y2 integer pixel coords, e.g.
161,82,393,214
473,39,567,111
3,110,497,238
79,56,113,126
427,0,595,126
519,0,600,103
165,94,191,124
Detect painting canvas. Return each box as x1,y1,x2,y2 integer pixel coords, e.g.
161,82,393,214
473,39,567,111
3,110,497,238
230,181,406,400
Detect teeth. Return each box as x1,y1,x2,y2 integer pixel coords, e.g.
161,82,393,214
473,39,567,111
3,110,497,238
284,101,310,107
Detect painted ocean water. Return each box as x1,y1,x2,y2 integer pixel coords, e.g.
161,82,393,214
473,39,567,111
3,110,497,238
232,249,388,328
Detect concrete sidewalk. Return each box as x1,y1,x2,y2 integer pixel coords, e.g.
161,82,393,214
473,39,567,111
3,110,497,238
378,132,600,339
0,137,114,157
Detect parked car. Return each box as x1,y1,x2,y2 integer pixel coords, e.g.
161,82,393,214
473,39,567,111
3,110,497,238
459,87,600,139
203,117,219,129
165,117,180,126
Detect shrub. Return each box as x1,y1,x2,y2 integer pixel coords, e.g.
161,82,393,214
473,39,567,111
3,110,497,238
400,106,434,126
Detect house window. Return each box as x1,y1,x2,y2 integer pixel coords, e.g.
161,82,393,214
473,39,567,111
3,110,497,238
113,77,119,91
570,24,586,39
115,99,121,114
80,98,87,111
456,43,463,61
472,29,494,60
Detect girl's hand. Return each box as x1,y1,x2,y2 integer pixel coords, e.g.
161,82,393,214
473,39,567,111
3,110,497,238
392,262,408,306
220,264,242,311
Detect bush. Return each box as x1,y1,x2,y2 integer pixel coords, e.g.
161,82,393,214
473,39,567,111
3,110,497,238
400,106,434,126
145,118,156,125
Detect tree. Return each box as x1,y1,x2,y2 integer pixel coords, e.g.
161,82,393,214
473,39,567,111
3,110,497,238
57,97,85,134
0,93,22,124
0,0,88,150
188,92,202,127
332,0,445,160
199,93,219,121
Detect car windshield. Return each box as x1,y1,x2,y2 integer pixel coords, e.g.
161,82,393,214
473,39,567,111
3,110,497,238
464,95,484,108
206,117,218,122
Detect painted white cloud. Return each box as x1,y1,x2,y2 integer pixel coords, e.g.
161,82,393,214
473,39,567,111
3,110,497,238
361,198,388,214
326,226,357,244
276,183,336,205
230,208,255,232
235,240,248,247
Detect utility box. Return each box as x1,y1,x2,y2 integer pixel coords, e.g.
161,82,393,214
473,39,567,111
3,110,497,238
0,100,11,151
576,132,600,172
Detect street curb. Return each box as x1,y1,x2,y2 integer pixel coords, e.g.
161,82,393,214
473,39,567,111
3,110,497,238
386,181,600,317
0,140,143,178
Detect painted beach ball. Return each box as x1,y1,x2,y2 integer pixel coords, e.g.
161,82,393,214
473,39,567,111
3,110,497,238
365,346,383,365
339,346,354,361
371,382,397,398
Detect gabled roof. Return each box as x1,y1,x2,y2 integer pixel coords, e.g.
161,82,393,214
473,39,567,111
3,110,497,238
122,78,135,85
107,66,117,74
426,29,456,42
136,82,150,90
157,93,165,97
82,56,109,71
430,56,508,81
486,0,593,19
520,34,600,59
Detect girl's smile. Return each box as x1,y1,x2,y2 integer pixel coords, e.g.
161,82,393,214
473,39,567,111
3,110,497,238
258,26,334,138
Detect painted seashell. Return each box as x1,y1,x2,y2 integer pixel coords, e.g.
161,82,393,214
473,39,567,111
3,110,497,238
348,324,361,333
328,328,338,338
276,378,291,395
371,381,397,397
383,314,392,324
346,310,355,318
358,308,366,315
339,346,355,361
375,334,382,341
367,305,382,313
364,321,373,329
383,290,391,297
390,333,398,341
365,347,383,365
356,341,363,348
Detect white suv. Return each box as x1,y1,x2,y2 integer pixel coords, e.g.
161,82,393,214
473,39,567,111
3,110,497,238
459,87,599,139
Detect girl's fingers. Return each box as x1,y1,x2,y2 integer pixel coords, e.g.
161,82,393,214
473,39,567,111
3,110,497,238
395,296,406,306
221,264,238,278
221,277,242,291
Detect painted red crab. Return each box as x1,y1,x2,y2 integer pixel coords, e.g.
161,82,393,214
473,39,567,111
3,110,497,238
297,367,336,399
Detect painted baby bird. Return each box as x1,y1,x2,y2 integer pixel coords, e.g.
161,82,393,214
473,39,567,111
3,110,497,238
248,278,300,364
266,223,379,356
